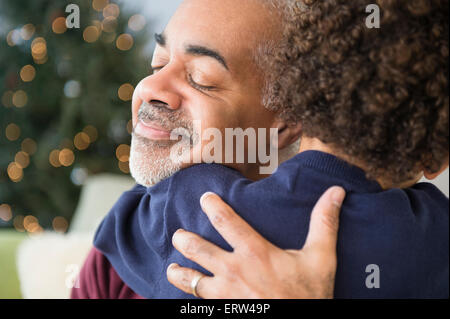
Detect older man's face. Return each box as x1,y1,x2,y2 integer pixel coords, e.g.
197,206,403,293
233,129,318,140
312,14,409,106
130,0,281,186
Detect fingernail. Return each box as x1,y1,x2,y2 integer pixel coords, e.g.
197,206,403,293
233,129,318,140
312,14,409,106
172,229,185,243
168,263,178,270
200,192,216,207
331,187,346,208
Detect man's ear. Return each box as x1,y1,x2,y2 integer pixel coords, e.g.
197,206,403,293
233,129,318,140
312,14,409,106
273,118,302,150
423,157,449,180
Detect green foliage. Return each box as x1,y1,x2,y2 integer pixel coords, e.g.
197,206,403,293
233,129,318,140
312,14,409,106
0,0,150,229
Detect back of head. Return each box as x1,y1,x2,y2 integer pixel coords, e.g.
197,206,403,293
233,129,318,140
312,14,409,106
270,0,449,184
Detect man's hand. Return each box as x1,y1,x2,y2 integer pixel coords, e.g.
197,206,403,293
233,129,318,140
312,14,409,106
166,186,346,299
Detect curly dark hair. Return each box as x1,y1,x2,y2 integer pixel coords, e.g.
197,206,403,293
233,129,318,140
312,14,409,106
270,0,449,184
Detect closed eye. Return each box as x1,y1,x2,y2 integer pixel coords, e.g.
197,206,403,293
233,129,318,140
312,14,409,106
150,66,216,92
187,73,216,92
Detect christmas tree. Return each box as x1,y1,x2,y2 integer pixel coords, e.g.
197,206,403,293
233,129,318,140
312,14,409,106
0,0,150,232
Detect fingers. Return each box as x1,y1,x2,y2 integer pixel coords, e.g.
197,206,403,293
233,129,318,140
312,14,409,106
172,229,229,273
199,192,268,251
303,186,346,254
166,263,214,298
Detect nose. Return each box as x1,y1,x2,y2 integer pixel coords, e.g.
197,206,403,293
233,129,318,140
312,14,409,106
134,67,182,112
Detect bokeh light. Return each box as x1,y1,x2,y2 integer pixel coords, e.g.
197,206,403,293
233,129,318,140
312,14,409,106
31,37,47,64
23,215,38,232
92,0,109,12
59,148,75,167
116,33,133,51
15,151,30,169
2,91,14,107
5,123,21,141
21,138,37,155
52,216,69,233
118,83,134,101
49,149,61,167
13,215,25,232
21,24,35,41
20,65,36,82
118,160,130,174
74,132,91,150
83,125,98,142
116,144,130,162
83,26,100,43
102,17,118,33
12,90,28,107
128,14,146,32
52,17,67,34
103,3,120,18
0,204,12,222
8,162,23,182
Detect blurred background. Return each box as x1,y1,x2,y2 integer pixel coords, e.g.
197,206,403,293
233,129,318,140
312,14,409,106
0,0,447,299
0,0,183,299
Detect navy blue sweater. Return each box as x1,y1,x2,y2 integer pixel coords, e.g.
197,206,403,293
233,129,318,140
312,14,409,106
94,151,449,298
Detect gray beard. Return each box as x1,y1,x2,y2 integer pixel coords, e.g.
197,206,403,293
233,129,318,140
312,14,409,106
129,131,300,187
129,133,182,187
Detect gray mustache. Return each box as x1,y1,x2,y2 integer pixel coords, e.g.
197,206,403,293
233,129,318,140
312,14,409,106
137,102,197,145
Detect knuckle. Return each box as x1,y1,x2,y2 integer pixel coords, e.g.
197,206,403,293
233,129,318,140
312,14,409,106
181,236,200,257
320,212,339,232
210,207,231,227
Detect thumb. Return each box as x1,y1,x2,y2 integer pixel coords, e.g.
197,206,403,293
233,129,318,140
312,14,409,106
303,186,346,254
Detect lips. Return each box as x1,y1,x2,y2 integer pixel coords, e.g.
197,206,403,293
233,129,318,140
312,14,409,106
135,118,172,141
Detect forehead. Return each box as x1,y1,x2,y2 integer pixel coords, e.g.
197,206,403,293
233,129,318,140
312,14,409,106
163,0,278,69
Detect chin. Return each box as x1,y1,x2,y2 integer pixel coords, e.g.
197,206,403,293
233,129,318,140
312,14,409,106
129,133,182,187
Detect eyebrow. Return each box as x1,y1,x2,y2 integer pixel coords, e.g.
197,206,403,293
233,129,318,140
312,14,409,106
154,32,229,71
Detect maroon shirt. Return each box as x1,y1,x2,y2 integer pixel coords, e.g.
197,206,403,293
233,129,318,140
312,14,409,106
71,247,143,299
